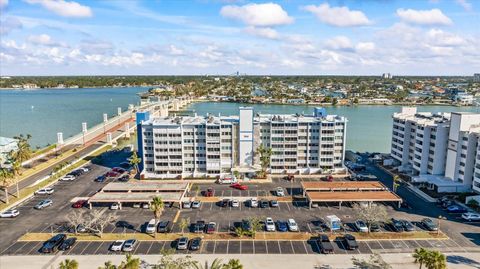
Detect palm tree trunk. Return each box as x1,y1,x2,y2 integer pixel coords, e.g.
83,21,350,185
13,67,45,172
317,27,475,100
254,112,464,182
4,188,9,204
15,181,19,197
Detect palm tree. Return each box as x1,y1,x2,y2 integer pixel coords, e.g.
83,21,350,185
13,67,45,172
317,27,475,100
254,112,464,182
193,259,224,269
425,250,447,269
223,259,243,269
0,168,12,204
118,254,140,269
393,175,401,193
256,144,272,178
128,151,141,178
12,134,32,163
413,248,429,269
9,158,22,197
179,217,190,235
98,261,117,269
150,196,164,238
58,259,79,269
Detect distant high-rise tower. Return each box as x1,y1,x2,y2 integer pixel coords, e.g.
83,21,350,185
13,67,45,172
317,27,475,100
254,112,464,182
474,73,480,82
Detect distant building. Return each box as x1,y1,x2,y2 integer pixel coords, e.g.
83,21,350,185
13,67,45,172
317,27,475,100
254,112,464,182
454,92,475,105
382,73,393,79
474,73,480,82
0,137,18,167
138,107,347,179
390,107,480,193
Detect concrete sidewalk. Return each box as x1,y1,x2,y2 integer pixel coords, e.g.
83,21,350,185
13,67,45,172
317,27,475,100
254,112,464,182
2,253,479,269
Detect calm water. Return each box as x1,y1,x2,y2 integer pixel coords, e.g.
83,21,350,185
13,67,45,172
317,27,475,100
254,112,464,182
0,87,146,148
188,102,480,153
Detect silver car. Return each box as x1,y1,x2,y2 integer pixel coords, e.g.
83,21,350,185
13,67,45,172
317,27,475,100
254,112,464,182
122,239,137,252
177,237,189,250
34,199,52,209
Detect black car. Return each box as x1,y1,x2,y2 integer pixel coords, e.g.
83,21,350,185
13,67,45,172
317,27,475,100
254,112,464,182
116,221,135,230
342,234,358,250
118,175,129,182
260,200,269,208
189,237,202,251
241,219,252,231
219,199,229,207
369,222,381,232
390,218,405,232
194,220,206,233
41,234,66,253
58,237,77,251
401,220,415,232
421,218,438,231
318,234,334,254
95,175,106,182
157,221,170,233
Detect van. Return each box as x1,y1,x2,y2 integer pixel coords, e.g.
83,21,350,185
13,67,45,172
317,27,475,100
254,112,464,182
145,219,156,234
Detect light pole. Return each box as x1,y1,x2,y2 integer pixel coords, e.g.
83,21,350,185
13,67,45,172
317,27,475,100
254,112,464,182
103,113,108,134
82,122,87,146
437,215,446,235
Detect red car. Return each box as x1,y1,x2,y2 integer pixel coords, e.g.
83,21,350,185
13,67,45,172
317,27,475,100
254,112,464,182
204,188,214,197
112,167,126,174
72,200,86,208
106,171,120,178
230,183,248,190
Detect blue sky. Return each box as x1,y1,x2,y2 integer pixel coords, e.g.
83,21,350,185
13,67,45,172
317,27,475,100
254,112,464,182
0,0,479,76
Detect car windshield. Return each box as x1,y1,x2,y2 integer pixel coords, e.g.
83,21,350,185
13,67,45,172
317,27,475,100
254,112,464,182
113,241,123,246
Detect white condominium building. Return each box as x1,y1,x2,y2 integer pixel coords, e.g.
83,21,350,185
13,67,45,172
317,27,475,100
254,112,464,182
391,107,480,192
138,107,347,179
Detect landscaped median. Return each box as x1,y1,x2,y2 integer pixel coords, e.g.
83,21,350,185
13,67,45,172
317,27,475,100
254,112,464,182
17,230,449,242
0,145,112,212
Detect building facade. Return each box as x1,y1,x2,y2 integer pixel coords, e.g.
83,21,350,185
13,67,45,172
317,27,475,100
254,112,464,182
391,107,480,192
138,107,347,179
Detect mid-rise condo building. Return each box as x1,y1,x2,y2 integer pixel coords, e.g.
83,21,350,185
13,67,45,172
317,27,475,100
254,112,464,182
137,107,347,179
391,107,480,192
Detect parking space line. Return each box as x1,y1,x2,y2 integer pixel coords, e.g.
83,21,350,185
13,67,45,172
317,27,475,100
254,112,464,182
92,241,104,254
227,240,230,253
307,223,312,233
365,241,374,253
265,241,268,254
146,241,154,254
80,242,92,255
209,203,214,211
277,241,282,254
285,202,291,211
302,241,308,253
213,241,217,254
290,241,295,254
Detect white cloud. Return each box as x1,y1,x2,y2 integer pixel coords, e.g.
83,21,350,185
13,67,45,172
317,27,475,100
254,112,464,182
0,0,8,8
168,45,184,56
356,42,376,52
427,29,465,46
456,0,472,11
396,8,452,25
302,3,371,27
0,17,22,34
244,26,279,39
220,3,293,27
325,36,353,50
25,0,92,18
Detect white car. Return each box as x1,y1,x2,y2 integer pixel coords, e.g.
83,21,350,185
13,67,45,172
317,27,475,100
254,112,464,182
250,198,258,208
133,203,141,208
61,175,75,181
287,218,299,232
122,239,137,252
0,209,19,218
35,188,54,195
276,187,285,197
231,199,240,208
355,220,369,233
110,240,125,251
183,201,192,209
192,201,201,209
79,167,90,173
142,203,150,209
145,219,156,234
462,212,480,221
34,199,52,210
265,217,276,232
110,203,120,210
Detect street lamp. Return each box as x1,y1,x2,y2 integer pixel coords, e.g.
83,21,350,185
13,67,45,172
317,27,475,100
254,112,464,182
437,215,447,235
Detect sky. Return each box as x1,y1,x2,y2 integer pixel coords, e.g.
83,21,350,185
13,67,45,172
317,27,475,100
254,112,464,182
0,0,479,76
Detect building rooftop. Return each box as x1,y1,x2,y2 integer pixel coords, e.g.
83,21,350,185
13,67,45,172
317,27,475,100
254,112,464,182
101,181,189,192
301,181,389,191
88,192,184,203
306,191,402,202
0,137,17,147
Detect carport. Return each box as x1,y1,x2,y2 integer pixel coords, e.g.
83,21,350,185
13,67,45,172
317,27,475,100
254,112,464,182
301,181,390,196
305,190,402,209
87,181,189,209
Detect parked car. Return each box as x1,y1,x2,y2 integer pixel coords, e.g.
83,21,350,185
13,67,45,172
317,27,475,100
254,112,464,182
116,221,134,230
287,219,299,232
421,218,438,231
275,187,285,197
354,220,368,233
142,203,149,209
265,217,276,232
390,218,405,232
250,198,258,208
183,201,192,209
206,222,216,234
177,237,189,250
157,221,170,233
34,199,53,210
60,175,75,181
447,205,468,213
105,171,120,179
204,188,214,197
220,199,230,207
241,219,252,231
58,237,77,251
0,209,19,218
41,234,66,253
95,175,106,182
110,240,125,251
122,239,137,252
270,200,279,207
110,203,120,210
194,220,206,233
72,200,86,208
276,220,288,232
356,174,378,181
231,199,240,208
462,212,480,221
133,203,141,208
35,188,54,195
441,199,454,209
190,237,202,251
369,222,381,233
118,175,129,182
112,167,126,174
342,234,359,250
230,183,248,190
192,201,201,209
318,234,334,254
80,166,90,173
401,220,415,232
145,219,156,234
260,200,269,208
